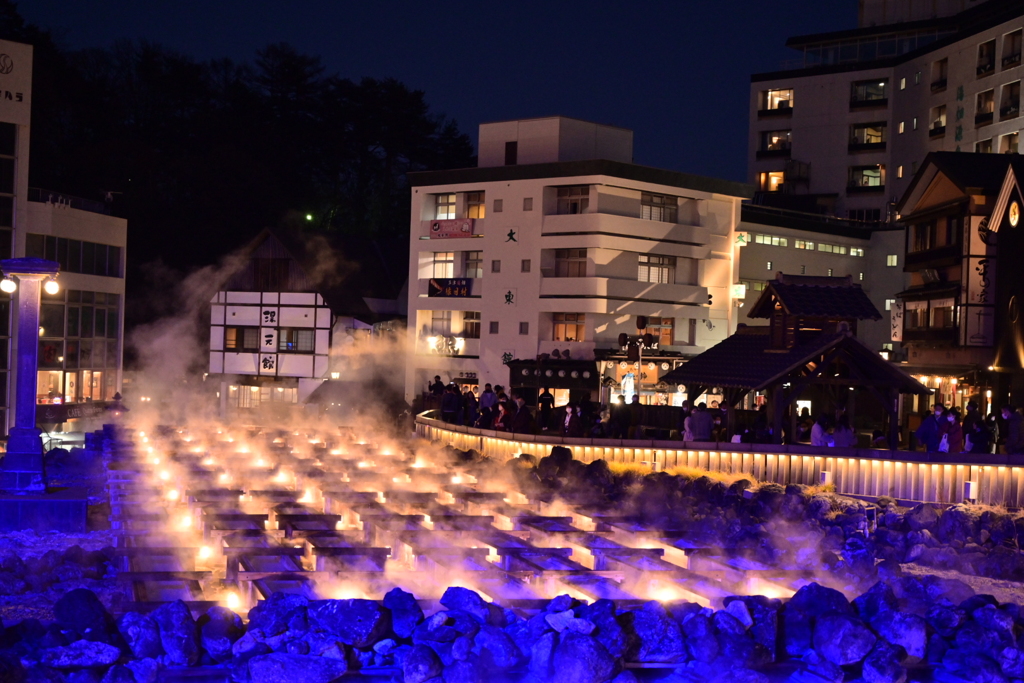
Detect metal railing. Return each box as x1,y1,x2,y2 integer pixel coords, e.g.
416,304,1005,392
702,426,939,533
28,188,110,215
416,414,1024,507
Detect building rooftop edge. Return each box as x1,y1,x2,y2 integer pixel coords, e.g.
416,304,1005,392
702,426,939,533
408,159,755,199
740,204,899,239
753,0,1022,83
479,116,634,133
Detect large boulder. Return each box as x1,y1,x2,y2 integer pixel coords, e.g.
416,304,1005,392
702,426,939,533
681,613,718,663
117,612,163,659
812,614,876,666
552,633,619,683
308,599,391,648
904,504,939,531
41,640,121,668
578,599,630,660
383,588,423,639
861,642,907,683
402,644,442,683
150,599,199,666
472,625,521,669
529,631,558,679
199,606,244,663
787,583,852,617
439,588,501,626
870,610,927,660
248,653,347,683
627,602,685,663
247,592,307,637
54,589,113,640
723,596,779,661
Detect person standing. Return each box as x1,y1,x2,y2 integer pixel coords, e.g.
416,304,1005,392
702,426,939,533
915,404,946,452
538,387,555,431
961,401,981,437
440,385,459,423
510,392,535,434
462,387,478,427
811,414,832,447
1002,405,1024,454
940,410,963,453
689,403,714,441
832,415,856,448
429,376,445,396
478,383,497,427
561,403,582,437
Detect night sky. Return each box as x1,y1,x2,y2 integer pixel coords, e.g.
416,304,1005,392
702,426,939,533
20,0,857,184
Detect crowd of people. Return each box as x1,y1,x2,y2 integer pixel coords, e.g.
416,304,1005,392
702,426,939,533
427,376,1024,454
913,401,1024,454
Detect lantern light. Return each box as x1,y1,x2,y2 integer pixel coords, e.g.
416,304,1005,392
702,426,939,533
0,277,14,293
43,277,59,295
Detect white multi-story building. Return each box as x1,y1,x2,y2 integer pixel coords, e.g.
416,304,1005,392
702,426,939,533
738,205,906,352
404,117,753,407
749,0,1022,221
0,38,127,432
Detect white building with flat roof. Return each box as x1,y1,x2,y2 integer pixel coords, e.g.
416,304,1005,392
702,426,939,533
0,38,127,432
405,117,753,407
749,0,1022,221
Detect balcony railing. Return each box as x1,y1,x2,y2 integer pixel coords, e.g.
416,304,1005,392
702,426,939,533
850,97,887,110
929,125,946,138
848,141,886,153
847,183,884,194
930,78,947,93
27,187,110,215
977,61,995,77
757,105,793,118
975,111,994,127
1003,53,1021,69
1000,105,1020,121
755,145,791,159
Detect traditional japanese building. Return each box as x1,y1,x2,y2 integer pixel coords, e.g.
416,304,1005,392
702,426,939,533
894,151,1024,417
207,229,405,413
663,273,928,446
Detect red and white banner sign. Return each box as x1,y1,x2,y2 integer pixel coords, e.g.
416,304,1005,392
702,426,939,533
428,218,475,239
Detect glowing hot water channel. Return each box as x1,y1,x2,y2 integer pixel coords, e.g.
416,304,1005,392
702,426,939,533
109,427,801,613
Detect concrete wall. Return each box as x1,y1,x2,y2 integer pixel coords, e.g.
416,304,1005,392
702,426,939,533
478,117,633,167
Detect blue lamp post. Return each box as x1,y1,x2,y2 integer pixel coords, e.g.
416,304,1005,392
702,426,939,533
0,258,60,493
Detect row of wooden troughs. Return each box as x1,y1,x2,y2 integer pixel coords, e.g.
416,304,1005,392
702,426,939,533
102,424,810,617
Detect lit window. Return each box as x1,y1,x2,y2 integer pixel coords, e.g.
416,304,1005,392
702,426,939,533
433,252,454,278
766,261,773,270
278,328,315,353
759,171,785,192
885,298,895,310
930,298,956,328
225,327,259,352
462,312,481,339
754,234,789,247
899,121,905,134
641,192,678,222
859,272,864,280
900,77,906,90
850,122,886,145
642,317,674,346
912,117,918,130
760,89,794,111
463,251,483,278
827,268,834,276
435,194,456,220
849,165,885,189
430,310,452,336
796,240,815,250
466,192,485,219
553,313,585,342
850,248,865,257
886,254,898,267
897,165,904,178
638,254,675,283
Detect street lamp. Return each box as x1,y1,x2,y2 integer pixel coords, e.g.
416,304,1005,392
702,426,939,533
0,258,60,493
